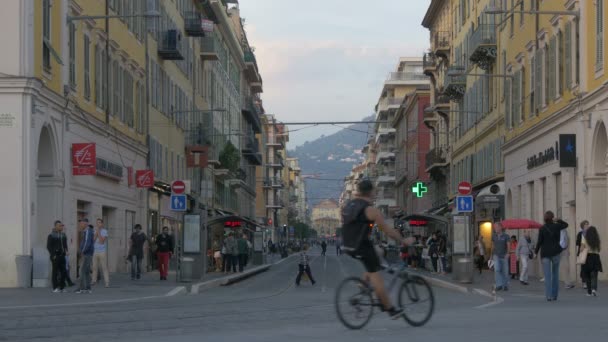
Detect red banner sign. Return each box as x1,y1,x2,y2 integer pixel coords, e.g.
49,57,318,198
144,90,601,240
72,143,96,176
135,170,154,188
224,221,243,228
127,167,134,187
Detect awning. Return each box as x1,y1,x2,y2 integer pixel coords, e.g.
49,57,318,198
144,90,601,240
403,214,449,225
207,214,258,227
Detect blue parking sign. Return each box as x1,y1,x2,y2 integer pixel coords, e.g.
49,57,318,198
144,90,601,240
456,196,474,213
170,195,187,212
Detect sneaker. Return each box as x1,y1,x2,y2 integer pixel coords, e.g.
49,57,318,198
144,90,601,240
495,286,503,291
520,281,529,285
592,290,598,297
503,286,509,291
587,293,593,297
565,284,575,289
52,288,60,293
61,289,68,293
547,298,553,301
387,307,403,319
583,284,588,289
75,289,84,294
85,289,92,294
539,278,545,282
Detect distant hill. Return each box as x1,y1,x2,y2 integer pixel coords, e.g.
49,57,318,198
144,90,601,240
289,115,374,207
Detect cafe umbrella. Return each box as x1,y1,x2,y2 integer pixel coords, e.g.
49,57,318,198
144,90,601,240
498,219,543,230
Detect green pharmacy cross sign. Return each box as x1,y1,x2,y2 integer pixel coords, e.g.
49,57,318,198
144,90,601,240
412,182,428,198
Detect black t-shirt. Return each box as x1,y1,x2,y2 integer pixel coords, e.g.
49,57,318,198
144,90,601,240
130,232,147,257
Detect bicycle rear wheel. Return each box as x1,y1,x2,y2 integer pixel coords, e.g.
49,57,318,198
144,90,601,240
335,277,374,330
398,275,434,327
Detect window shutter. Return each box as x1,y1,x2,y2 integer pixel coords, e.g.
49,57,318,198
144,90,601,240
557,30,563,96
597,0,604,70
565,22,572,88
505,78,511,127
95,46,101,106
535,49,542,112
550,36,557,101
530,55,535,117
512,73,518,127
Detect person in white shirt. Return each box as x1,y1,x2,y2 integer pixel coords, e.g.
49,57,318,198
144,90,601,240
517,231,533,285
92,218,110,288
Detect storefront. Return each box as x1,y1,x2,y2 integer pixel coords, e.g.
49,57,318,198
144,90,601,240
206,214,258,272
474,182,506,244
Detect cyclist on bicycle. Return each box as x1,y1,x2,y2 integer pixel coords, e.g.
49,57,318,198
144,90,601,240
341,179,415,319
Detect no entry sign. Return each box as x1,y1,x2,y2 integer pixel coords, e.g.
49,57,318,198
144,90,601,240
172,180,186,194
458,181,472,195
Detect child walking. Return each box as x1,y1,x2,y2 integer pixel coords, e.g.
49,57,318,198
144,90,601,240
296,244,316,286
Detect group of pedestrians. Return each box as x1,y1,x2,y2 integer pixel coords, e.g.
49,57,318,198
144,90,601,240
47,218,176,293
212,233,251,273
489,211,602,301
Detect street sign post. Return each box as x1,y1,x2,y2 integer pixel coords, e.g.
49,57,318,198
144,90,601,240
172,180,186,194
171,194,187,212
458,181,472,195
456,195,474,213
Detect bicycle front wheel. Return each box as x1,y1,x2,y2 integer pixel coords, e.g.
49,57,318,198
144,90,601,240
335,277,374,330
398,275,434,327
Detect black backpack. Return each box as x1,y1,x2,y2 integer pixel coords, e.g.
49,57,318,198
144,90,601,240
341,199,370,254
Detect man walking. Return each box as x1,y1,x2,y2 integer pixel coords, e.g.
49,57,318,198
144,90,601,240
76,219,95,294
535,211,569,301
155,226,174,280
321,241,327,256
237,234,249,272
47,220,68,293
517,230,533,285
129,224,147,280
224,233,238,273
492,223,510,291
92,218,110,288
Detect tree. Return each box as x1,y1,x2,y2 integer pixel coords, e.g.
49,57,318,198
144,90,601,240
219,141,240,172
294,221,312,239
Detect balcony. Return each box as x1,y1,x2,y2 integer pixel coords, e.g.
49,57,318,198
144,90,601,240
269,155,284,169
263,177,284,188
376,151,396,163
425,147,449,172
432,31,451,57
376,127,396,143
184,12,206,37
242,96,262,133
158,30,184,60
266,136,285,148
200,0,220,23
244,49,262,83
443,66,466,101
423,52,436,76
200,35,219,61
242,135,262,165
377,171,396,185
377,97,404,112
469,25,497,70
266,199,285,209
385,72,428,86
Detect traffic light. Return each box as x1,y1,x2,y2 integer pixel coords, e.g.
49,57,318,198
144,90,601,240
368,223,373,230
268,218,273,226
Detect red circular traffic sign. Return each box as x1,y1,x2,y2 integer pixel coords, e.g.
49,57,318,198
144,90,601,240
458,181,472,195
171,180,186,194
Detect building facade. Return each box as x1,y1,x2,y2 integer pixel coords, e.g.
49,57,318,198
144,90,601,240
311,199,340,237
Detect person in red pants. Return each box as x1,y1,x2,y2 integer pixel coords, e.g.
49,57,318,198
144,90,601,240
155,226,174,280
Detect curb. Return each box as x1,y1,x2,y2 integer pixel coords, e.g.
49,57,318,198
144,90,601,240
165,286,187,297
190,264,271,294
411,272,499,302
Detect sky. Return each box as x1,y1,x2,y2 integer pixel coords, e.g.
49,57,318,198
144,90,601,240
238,0,432,147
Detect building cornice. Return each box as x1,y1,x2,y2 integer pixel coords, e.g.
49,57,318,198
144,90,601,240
422,0,445,28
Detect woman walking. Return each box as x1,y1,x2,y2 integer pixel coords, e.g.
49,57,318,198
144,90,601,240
535,211,569,301
580,226,603,297
517,231,533,285
474,236,486,274
509,236,519,279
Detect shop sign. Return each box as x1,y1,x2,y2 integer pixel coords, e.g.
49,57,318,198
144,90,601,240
409,220,428,226
526,142,559,170
72,143,96,175
559,134,577,167
96,158,123,181
136,170,154,188
201,19,214,32
224,221,243,228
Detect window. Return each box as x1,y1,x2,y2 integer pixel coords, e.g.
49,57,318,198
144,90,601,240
137,82,145,134
596,0,604,71
83,35,91,100
543,45,548,107
557,29,563,96
510,0,514,37
548,36,556,101
69,22,76,89
42,0,51,71
95,45,102,106
575,20,580,83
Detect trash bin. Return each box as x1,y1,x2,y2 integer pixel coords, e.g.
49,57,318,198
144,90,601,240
452,256,474,284
180,257,194,283
15,255,32,288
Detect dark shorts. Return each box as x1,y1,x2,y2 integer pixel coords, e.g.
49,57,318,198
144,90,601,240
350,240,382,273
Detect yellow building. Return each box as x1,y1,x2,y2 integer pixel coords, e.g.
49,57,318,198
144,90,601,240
311,199,341,237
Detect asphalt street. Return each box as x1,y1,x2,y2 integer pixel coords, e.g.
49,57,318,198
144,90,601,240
1,246,606,342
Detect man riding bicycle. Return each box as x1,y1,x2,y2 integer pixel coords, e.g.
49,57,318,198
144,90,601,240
341,179,415,319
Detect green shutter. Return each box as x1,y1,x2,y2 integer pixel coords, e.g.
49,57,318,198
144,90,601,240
565,22,572,89
597,1,604,70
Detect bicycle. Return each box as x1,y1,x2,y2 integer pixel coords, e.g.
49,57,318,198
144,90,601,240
335,264,435,330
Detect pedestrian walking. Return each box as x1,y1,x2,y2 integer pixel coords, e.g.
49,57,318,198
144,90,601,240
427,233,439,273
47,220,69,293
91,218,110,288
474,236,486,274
129,224,147,280
491,223,510,291
579,226,603,297
509,236,519,279
237,234,249,272
224,233,238,273
535,211,569,301
75,219,95,294
321,241,327,256
336,239,342,255
212,240,222,272
155,226,174,281
438,232,448,274
295,244,316,286
517,231,533,285
576,220,590,288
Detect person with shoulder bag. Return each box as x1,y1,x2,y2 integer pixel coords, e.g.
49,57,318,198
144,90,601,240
534,211,569,301
578,226,603,297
